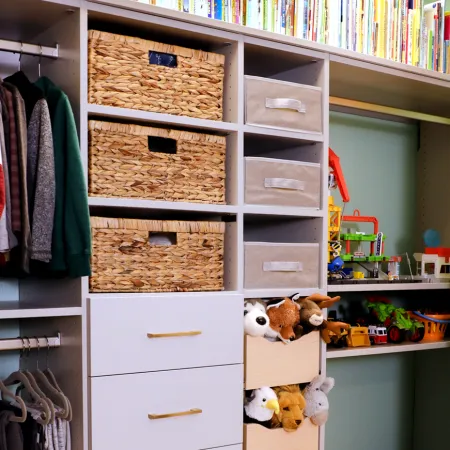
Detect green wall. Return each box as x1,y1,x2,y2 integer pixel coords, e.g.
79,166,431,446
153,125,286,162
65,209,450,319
329,112,419,271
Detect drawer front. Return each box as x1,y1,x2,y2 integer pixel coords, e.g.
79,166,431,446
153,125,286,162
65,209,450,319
244,243,320,289
88,293,243,376
245,157,320,208
245,332,320,390
90,365,243,450
245,76,322,133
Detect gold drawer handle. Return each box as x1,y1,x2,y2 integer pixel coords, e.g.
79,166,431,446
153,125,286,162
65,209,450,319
148,408,202,420
147,331,202,338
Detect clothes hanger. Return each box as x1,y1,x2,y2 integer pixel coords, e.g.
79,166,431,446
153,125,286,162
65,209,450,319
0,372,27,423
21,337,56,424
31,336,69,420
43,336,72,422
2,338,51,425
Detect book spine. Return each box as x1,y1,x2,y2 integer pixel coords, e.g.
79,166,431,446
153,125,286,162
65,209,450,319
281,0,287,34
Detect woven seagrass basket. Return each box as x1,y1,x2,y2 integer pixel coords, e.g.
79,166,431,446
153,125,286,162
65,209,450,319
90,217,225,293
88,121,226,204
88,30,225,121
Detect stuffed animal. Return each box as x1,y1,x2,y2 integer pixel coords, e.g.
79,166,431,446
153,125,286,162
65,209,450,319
303,375,335,426
292,293,349,343
244,387,280,429
244,300,270,337
265,297,301,343
270,384,306,432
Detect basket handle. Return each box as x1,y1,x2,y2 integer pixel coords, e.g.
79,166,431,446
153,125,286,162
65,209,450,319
148,136,177,154
263,261,303,272
264,178,305,191
265,98,306,113
148,51,178,68
412,311,450,324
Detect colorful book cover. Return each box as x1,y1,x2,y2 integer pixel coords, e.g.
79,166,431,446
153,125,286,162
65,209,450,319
183,0,190,11
194,0,210,16
214,0,223,19
281,0,287,34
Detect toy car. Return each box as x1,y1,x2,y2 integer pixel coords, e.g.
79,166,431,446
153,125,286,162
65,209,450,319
368,325,388,344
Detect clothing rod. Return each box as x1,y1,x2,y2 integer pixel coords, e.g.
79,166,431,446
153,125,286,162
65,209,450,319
0,39,59,59
329,96,450,126
0,334,61,352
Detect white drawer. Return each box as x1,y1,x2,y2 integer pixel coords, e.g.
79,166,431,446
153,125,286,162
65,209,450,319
245,157,321,208
90,365,243,450
244,242,320,290
245,76,322,133
88,293,243,376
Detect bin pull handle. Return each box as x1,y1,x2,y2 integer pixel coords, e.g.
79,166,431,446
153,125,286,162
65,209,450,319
265,98,306,113
265,178,305,191
263,261,303,272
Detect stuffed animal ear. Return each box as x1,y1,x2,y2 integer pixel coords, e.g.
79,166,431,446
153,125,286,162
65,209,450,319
266,298,286,310
317,296,341,309
290,293,303,301
320,377,335,395
308,374,326,391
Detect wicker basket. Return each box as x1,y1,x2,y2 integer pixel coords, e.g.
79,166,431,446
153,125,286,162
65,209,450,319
88,30,225,121
88,121,226,204
90,217,225,293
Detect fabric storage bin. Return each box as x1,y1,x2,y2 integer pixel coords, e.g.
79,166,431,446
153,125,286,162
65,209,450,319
244,242,320,289
245,157,320,208
244,421,319,450
245,332,320,390
88,30,225,121
88,121,226,204
245,76,322,133
90,217,225,293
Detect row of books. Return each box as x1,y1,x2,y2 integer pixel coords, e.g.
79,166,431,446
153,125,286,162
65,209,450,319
133,0,450,74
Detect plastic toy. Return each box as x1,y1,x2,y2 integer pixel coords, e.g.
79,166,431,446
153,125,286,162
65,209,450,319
353,271,364,279
270,384,306,432
346,325,370,347
244,387,280,429
303,375,335,426
410,311,450,342
368,325,388,344
244,300,270,337
265,297,301,343
367,301,424,344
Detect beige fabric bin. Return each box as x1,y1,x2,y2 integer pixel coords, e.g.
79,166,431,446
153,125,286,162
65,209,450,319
244,242,319,290
245,157,320,208
245,76,322,133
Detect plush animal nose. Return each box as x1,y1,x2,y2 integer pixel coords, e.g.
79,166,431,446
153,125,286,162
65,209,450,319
295,420,302,425
256,316,267,326
289,336,295,341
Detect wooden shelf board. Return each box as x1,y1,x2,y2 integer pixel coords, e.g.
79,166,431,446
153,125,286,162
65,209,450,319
87,104,238,133
88,291,241,299
327,339,450,359
243,124,324,143
244,205,324,218
244,288,326,299
89,197,238,214
0,304,82,320
327,281,450,292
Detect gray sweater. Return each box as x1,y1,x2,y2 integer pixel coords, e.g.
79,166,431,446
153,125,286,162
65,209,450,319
28,99,55,263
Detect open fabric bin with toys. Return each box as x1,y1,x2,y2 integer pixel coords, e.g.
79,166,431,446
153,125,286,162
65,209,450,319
243,293,348,450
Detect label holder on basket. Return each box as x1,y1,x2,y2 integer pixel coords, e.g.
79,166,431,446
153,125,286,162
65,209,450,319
148,136,177,154
149,51,178,68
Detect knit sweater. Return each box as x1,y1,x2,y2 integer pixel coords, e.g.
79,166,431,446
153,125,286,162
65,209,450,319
28,99,55,263
35,77,91,277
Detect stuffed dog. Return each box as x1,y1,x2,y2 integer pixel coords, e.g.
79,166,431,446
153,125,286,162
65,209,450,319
244,300,270,337
266,297,301,343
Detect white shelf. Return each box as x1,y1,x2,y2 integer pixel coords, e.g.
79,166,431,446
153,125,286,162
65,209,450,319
327,281,450,292
87,104,238,133
88,291,241,299
243,205,325,218
89,197,238,214
327,339,450,359
244,288,326,299
0,304,83,320
243,124,324,142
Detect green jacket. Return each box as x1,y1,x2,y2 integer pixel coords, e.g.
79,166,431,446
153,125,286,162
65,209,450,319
35,77,91,277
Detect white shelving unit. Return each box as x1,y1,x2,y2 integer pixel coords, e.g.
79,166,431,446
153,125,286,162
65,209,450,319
328,282,450,292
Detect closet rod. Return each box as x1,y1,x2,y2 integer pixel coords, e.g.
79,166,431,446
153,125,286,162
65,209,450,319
330,96,450,125
0,334,61,352
0,39,58,59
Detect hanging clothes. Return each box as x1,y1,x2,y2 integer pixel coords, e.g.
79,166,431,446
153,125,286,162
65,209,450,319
2,82,31,273
35,77,91,277
27,99,55,263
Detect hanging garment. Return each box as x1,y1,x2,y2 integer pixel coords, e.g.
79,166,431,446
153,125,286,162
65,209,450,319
4,71,44,124
27,99,55,263
0,85,21,232
0,402,24,450
35,77,91,277
3,82,31,272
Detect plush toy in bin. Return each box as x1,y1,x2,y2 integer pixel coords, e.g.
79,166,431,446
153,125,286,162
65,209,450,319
244,387,280,429
265,297,301,343
303,375,335,426
270,384,307,432
244,300,270,337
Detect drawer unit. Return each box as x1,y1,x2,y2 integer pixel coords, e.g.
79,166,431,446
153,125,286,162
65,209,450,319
244,242,320,290
245,76,322,133
244,421,319,450
245,157,321,208
245,332,320,390
88,294,243,376
90,365,243,450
